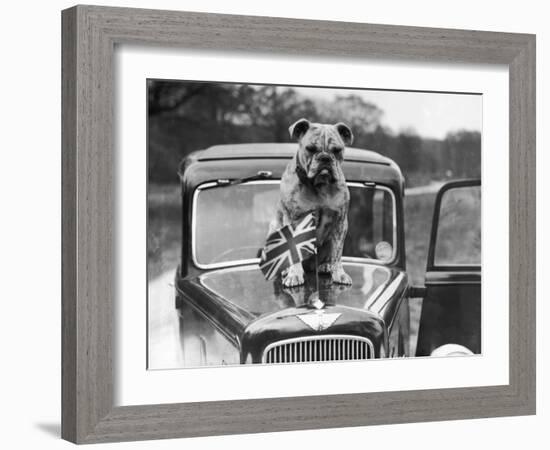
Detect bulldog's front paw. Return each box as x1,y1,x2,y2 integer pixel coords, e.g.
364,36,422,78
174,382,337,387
331,263,352,285
282,263,305,287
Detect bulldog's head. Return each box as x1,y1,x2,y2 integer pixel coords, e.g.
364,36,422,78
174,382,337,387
289,118,353,187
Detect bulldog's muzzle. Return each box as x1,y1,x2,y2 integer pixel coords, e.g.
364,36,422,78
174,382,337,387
310,154,337,185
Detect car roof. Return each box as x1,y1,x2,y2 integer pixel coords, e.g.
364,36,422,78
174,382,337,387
179,143,404,191
194,143,393,165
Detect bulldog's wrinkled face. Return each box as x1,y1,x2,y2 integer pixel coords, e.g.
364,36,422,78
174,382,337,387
289,119,353,186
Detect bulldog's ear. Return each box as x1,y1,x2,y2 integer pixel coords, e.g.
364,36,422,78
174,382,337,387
289,118,310,141
335,122,353,146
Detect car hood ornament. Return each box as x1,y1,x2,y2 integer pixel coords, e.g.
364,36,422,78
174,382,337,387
308,294,325,310
296,296,341,331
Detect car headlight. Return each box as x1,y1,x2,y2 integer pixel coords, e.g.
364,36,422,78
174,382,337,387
430,343,474,357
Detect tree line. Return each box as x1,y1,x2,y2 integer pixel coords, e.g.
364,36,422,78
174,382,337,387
148,80,481,186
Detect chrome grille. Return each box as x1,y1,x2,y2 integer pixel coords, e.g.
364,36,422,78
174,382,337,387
262,335,374,364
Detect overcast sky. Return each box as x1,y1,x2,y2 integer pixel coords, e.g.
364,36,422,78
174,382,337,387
293,86,482,140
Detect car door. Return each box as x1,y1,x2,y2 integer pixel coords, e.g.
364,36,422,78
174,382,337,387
415,180,481,357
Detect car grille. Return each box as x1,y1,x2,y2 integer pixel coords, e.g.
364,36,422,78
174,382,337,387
262,335,374,363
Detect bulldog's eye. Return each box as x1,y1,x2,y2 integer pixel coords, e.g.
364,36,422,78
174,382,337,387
332,147,343,155
306,145,318,153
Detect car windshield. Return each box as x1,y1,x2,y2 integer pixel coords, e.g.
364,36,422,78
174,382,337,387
193,181,396,267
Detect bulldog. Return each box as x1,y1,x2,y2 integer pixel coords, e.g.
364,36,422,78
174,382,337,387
271,118,354,288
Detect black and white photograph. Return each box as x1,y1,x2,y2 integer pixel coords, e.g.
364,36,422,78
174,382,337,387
2,0,543,447
147,80,481,369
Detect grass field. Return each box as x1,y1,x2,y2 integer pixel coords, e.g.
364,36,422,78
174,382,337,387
148,183,440,355
148,184,182,279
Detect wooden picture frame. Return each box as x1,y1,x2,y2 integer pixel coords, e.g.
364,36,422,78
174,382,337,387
61,5,536,443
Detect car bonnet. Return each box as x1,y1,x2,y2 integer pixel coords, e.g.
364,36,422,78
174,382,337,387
194,262,400,319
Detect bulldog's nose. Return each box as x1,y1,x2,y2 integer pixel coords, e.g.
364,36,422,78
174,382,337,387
318,153,332,163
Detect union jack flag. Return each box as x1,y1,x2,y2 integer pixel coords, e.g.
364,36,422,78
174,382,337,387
259,213,317,281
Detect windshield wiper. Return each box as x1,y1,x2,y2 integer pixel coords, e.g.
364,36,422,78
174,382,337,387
215,170,273,187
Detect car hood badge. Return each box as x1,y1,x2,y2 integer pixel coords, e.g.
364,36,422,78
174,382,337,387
296,310,342,331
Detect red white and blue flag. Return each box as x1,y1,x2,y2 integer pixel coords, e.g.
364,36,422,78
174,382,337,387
259,213,317,281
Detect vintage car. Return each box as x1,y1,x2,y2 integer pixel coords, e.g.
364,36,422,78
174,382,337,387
174,143,481,366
